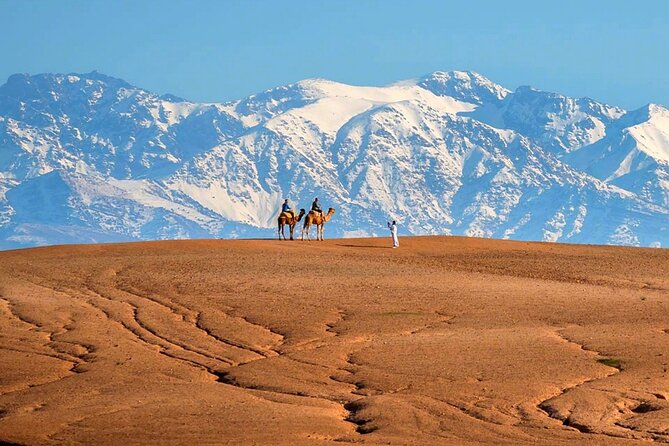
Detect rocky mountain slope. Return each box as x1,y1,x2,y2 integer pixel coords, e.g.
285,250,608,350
0,70,667,249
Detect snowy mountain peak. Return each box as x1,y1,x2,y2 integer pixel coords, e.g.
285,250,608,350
510,85,615,114
0,71,146,120
612,103,669,129
642,103,669,120
416,70,510,104
622,104,669,164
1,70,669,249
1,71,134,96
511,84,622,114
563,101,669,209
496,84,625,155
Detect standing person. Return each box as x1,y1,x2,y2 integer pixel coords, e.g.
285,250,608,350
387,220,399,248
311,197,323,218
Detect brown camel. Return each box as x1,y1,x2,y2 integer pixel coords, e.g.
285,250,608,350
301,208,335,241
277,208,305,240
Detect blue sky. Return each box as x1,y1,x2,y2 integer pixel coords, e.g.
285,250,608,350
1,0,668,109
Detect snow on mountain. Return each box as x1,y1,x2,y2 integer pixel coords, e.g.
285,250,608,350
565,103,669,208
462,84,625,156
0,71,245,180
501,86,624,154
0,70,667,249
416,70,510,104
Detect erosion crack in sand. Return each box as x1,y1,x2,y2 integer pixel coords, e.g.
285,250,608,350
538,329,622,432
1,236,668,445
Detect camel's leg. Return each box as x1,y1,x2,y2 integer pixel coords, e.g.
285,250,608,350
289,224,294,241
278,222,283,240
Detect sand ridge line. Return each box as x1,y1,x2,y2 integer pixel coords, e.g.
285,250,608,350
538,328,622,415
90,271,370,431
324,311,447,437
219,308,286,352
214,306,385,438
533,328,667,442
0,296,82,367
0,292,90,385
213,371,339,403
44,402,149,445
324,309,465,436
194,312,275,360
339,351,379,435
108,270,382,436
407,312,456,336
405,395,536,444
424,394,508,427
81,269,286,369
111,288,253,365
74,282,236,375
117,281,196,323
211,339,373,436
17,283,98,365
317,309,380,435
128,303,236,367
278,309,348,354
0,347,79,401
220,307,380,437
109,271,284,363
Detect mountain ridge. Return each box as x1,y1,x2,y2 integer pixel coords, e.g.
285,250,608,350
0,70,668,249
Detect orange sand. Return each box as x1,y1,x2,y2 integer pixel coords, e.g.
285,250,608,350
0,236,668,445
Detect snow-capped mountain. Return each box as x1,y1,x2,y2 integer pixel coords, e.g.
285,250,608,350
0,70,667,249
566,103,669,208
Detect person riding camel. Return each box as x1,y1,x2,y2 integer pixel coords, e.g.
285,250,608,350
282,199,295,219
311,197,323,218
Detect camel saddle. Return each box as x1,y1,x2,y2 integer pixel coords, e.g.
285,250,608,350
280,211,295,219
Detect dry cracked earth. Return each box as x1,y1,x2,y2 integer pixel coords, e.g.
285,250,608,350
0,236,668,445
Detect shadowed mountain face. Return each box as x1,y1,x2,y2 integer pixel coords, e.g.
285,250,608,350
0,71,668,249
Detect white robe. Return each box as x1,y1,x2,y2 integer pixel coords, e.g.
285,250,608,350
388,223,399,247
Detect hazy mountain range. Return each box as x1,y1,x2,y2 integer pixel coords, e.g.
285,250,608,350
1,70,668,249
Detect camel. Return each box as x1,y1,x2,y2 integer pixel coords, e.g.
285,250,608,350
301,208,335,241
277,208,305,240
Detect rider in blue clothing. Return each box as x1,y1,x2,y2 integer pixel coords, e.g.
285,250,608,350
282,199,295,218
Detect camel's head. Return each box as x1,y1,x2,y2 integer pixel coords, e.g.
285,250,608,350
297,208,306,221
327,208,335,214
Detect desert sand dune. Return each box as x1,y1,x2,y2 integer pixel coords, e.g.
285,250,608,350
0,236,668,445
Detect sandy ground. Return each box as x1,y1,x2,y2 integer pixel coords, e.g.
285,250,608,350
0,236,668,445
